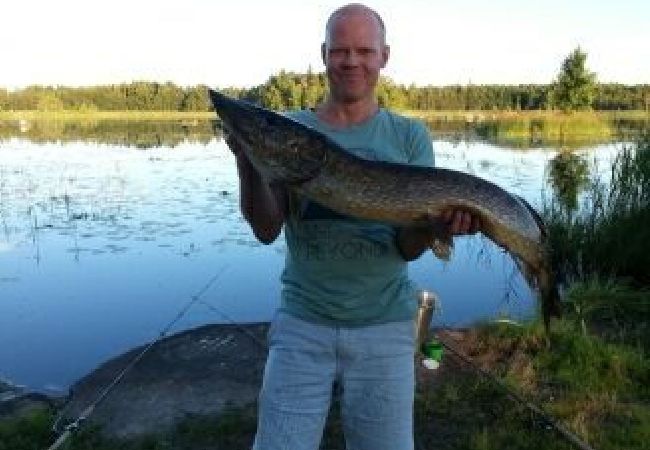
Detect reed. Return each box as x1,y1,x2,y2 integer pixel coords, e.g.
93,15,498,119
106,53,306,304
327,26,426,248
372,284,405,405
545,133,650,285
544,133,650,346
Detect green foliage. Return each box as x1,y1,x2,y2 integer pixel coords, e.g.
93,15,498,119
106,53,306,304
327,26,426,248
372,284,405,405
36,91,64,111
174,409,257,448
545,134,650,287
256,70,327,110
594,83,650,110
564,279,650,348
548,151,590,211
376,77,408,109
180,85,211,111
536,321,648,398
2,83,212,113
415,374,574,450
550,47,597,112
472,114,619,148
1,72,648,113
473,318,650,450
0,87,8,111
0,407,54,450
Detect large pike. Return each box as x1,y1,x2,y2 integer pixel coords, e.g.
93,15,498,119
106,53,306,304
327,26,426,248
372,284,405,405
208,89,561,329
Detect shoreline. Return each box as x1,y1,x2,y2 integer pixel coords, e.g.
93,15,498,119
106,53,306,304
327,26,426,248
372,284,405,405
0,109,647,121
0,321,470,438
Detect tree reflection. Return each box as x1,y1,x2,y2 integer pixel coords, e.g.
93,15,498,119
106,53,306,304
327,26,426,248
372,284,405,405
0,119,221,149
548,151,590,211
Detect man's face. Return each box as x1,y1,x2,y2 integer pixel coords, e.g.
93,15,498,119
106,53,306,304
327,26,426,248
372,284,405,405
322,11,389,104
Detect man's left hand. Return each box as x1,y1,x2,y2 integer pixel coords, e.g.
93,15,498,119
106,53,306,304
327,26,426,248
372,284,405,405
396,210,480,261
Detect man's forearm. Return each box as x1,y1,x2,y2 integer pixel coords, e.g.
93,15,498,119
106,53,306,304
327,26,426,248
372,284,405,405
396,227,433,261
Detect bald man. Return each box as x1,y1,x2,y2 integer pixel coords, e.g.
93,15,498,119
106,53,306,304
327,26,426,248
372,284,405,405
229,4,477,449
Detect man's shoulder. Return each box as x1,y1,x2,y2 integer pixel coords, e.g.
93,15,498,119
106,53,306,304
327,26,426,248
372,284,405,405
380,108,411,123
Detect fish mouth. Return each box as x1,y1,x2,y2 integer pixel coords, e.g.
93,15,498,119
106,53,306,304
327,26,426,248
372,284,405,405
209,89,240,130
208,89,231,116
209,89,260,146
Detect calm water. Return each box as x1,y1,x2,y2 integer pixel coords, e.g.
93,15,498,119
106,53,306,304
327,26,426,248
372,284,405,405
0,121,624,393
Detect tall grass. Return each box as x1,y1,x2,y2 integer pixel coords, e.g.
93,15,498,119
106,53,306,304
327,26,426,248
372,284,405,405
545,133,650,287
465,320,650,450
544,133,650,345
405,110,649,149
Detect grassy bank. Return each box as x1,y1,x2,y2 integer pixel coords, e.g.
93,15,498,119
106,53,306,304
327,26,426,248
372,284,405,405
1,109,646,150
0,364,587,450
1,109,647,122
403,109,649,122
405,109,649,148
457,316,649,450
488,132,650,449
7,315,646,450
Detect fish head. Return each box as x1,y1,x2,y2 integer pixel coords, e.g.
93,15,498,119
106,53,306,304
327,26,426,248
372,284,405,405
209,89,327,185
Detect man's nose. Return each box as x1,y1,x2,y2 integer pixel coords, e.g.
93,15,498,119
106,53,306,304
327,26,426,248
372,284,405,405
342,50,360,66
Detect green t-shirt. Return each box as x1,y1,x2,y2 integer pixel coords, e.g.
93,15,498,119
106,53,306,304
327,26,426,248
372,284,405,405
280,108,435,326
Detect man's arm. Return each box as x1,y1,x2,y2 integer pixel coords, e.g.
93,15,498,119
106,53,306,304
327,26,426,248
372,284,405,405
229,137,286,244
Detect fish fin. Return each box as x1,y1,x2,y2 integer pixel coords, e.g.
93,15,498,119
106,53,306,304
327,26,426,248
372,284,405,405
430,235,453,261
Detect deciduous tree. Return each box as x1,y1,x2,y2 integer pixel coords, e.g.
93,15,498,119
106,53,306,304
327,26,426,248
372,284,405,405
550,47,597,112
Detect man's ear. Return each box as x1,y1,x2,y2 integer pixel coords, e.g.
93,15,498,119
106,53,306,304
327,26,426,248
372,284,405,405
321,42,327,65
381,45,390,68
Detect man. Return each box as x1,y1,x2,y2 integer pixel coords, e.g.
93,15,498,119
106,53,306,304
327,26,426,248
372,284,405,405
228,4,477,449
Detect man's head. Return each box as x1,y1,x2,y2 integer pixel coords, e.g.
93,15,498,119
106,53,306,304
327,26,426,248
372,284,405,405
321,4,389,104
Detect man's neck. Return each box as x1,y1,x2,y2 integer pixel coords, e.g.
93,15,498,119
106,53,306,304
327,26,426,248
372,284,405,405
315,97,380,128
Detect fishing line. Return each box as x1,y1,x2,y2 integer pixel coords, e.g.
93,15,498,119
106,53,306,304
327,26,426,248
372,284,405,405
197,298,267,350
46,265,228,450
433,330,597,450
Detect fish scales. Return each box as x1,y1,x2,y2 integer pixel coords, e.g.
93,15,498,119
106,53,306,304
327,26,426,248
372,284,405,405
208,89,561,329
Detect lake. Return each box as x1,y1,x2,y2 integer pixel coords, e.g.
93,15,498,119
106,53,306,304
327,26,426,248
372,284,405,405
0,119,626,393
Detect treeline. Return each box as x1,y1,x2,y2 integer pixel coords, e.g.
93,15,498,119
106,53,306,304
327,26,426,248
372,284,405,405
1,73,648,112
234,71,650,111
0,82,211,112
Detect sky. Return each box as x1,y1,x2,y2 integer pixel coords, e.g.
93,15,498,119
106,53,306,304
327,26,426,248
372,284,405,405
2,0,648,90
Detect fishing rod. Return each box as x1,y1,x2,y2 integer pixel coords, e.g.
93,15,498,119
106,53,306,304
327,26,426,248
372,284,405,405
46,265,228,450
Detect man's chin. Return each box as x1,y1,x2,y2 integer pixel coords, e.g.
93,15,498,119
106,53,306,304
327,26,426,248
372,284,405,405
337,89,371,103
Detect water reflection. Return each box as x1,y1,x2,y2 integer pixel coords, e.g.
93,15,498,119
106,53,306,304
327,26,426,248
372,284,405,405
547,152,591,211
0,120,630,393
0,119,219,148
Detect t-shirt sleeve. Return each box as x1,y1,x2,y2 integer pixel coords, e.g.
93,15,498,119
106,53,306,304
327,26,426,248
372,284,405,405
407,120,435,168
